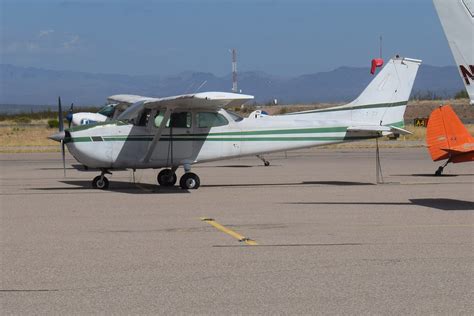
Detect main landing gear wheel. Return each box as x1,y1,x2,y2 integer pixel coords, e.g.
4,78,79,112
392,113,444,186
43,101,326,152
179,172,200,190
157,169,177,186
92,175,109,190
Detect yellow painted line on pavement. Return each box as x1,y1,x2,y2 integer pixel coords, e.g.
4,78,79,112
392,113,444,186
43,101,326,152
201,217,258,246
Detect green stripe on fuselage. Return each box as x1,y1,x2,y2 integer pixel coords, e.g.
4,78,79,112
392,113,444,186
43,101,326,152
67,120,405,143
286,101,407,115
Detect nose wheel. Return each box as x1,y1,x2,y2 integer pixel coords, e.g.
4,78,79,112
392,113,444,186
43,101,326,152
179,172,200,190
92,175,109,190
92,170,111,190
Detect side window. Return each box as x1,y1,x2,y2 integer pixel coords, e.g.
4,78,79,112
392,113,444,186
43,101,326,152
154,110,165,128
137,109,151,126
167,112,192,128
197,112,229,128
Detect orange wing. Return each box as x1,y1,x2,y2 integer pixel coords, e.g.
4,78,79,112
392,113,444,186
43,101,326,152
426,105,474,162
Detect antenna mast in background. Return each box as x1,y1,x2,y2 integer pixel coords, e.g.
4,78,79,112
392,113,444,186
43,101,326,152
231,48,237,93
379,35,383,58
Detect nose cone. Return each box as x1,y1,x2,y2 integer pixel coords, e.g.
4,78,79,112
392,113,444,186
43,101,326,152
66,113,73,124
48,131,65,142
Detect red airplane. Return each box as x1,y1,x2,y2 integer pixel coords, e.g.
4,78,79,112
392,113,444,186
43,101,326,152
426,105,474,176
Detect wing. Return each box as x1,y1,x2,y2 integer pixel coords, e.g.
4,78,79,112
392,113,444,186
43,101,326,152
107,94,159,105
118,92,254,121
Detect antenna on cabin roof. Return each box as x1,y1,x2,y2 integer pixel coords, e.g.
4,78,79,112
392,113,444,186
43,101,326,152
230,48,237,93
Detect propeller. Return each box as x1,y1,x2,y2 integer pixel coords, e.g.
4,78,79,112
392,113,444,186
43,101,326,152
66,103,74,128
58,97,66,177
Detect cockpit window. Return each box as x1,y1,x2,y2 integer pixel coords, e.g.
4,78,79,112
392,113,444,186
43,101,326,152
225,110,244,122
167,112,192,128
97,105,115,117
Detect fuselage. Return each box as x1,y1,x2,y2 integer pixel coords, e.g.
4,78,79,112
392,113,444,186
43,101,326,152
65,104,406,169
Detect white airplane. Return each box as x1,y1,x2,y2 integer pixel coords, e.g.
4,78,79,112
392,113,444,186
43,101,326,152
66,102,125,127
433,0,474,104
50,56,421,190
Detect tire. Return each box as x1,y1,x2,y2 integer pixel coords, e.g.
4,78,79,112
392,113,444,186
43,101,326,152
264,161,270,166
157,169,177,186
179,172,200,190
92,175,109,190
435,167,443,176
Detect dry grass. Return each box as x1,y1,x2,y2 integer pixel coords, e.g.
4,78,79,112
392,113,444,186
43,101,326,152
402,124,474,141
0,126,58,152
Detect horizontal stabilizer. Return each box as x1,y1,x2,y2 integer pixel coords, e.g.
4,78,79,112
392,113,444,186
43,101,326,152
441,143,474,154
347,125,412,136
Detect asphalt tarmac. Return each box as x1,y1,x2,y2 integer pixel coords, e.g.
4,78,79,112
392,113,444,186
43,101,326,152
1,148,473,314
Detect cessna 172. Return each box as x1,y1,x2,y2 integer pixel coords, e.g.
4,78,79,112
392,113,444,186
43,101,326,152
49,56,421,190
433,0,474,104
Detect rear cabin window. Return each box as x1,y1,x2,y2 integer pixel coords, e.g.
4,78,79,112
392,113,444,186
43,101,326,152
167,112,192,128
197,112,229,128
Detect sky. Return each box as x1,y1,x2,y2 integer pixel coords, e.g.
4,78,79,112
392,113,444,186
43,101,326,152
0,0,455,77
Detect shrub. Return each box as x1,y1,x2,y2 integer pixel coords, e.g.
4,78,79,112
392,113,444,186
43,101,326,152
13,116,31,124
279,107,288,114
48,119,60,129
454,89,468,99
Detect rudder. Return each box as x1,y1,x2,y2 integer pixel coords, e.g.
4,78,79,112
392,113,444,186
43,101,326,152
426,105,472,161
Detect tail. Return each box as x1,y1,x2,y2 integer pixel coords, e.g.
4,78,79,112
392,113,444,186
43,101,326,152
348,56,421,127
426,105,474,161
433,0,474,104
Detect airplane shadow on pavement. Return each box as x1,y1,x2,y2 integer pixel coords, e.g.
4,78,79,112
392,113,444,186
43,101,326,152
285,198,474,211
202,181,374,188
31,180,189,194
30,180,376,194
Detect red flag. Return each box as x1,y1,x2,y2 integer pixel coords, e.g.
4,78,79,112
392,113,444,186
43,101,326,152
370,58,384,75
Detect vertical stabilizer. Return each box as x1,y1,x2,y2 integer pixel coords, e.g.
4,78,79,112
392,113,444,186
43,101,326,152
347,57,421,126
426,105,473,161
433,0,474,104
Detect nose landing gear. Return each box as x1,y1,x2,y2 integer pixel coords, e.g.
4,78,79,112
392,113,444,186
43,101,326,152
179,163,200,190
179,172,200,190
92,170,111,190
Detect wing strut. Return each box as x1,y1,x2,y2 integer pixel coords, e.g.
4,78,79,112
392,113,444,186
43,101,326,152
143,108,172,163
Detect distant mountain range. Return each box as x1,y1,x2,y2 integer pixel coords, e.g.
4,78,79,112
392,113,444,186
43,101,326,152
0,63,465,106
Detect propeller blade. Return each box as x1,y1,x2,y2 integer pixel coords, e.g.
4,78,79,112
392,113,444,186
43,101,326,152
58,96,64,132
61,139,66,177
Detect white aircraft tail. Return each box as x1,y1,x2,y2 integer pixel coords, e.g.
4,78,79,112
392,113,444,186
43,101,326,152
433,0,474,104
343,56,421,126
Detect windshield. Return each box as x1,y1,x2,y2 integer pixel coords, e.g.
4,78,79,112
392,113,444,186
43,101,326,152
225,109,244,122
97,105,116,117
